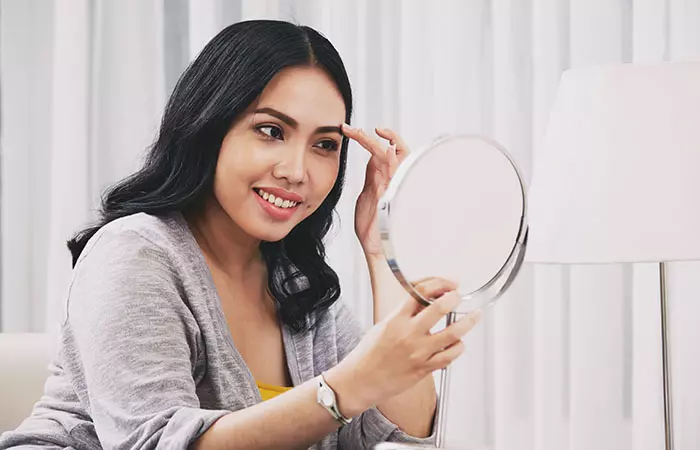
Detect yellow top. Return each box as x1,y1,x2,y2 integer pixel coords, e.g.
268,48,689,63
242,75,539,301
256,380,293,401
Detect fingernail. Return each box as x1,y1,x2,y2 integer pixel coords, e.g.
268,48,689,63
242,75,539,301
342,123,354,131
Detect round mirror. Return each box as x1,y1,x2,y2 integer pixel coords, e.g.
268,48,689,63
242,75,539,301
379,134,528,314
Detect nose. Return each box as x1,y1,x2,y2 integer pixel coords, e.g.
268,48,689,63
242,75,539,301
272,143,307,184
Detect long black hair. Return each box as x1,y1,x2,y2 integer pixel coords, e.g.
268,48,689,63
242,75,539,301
67,20,353,333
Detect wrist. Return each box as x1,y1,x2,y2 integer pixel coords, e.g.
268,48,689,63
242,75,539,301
365,255,406,323
364,252,387,271
324,363,375,418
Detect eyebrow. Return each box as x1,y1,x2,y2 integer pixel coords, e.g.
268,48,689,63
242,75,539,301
254,107,343,136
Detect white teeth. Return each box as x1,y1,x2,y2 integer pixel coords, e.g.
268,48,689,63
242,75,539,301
256,189,299,209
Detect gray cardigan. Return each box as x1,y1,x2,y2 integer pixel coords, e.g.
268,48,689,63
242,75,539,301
0,212,436,449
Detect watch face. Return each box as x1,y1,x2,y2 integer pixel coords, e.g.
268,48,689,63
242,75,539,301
320,389,334,407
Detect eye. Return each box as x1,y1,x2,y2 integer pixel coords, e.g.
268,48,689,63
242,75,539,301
256,125,284,140
315,139,340,152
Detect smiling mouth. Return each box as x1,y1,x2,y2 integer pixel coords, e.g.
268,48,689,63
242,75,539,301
254,188,300,209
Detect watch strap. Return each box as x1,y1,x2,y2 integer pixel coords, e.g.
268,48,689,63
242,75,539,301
317,372,353,426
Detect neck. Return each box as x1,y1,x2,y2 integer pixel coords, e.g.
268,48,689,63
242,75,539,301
185,197,263,281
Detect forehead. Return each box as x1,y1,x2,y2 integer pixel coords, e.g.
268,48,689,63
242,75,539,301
254,66,346,125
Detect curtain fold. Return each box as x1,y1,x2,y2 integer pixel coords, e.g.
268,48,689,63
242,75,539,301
1,1,698,448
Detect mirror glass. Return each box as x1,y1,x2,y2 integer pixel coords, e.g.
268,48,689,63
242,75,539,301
379,135,528,314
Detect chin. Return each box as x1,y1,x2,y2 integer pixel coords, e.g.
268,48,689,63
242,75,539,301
252,225,295,244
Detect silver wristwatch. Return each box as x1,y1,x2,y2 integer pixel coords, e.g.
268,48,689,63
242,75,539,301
317,372,353,426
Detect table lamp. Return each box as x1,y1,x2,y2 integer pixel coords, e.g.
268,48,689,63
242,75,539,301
526,61,700,450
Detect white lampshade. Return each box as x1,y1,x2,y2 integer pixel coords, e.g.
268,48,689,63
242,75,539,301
526,62,700,264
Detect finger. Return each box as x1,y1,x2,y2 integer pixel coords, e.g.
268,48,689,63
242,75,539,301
397,277,456,317
375,128,405,178
427,310,482,353
412,289,461,332
410,276,442,286
398,292,425,317
344,124,396,182
413,277,458,301
363,153,383,190
375,127,410,160
342,124,388,164
426,339,466,372
387,143,399,179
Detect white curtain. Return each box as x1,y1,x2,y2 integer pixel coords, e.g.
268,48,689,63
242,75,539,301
1,1,699,449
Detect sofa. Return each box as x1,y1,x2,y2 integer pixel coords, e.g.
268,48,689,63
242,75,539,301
0,333,53,433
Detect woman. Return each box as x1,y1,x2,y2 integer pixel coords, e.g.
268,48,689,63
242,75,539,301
0,20,480,450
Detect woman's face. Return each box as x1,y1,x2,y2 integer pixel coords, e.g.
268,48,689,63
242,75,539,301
213,66,345,243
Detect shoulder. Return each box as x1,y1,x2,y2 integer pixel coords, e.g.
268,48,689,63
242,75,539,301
66,212,199,324
76,212,192,269
68,212,201,304
105,211,181,238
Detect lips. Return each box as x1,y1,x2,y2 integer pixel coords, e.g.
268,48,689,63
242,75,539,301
253,188,302,221
254,186,304,203
254,188,299,209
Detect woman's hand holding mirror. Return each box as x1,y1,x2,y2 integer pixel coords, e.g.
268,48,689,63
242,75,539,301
324,277,482,419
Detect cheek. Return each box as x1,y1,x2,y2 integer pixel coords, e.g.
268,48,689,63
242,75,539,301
216,138,267,184
213,141,265,205
213,153,243,199
212,163,242,214
311,157,341,202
